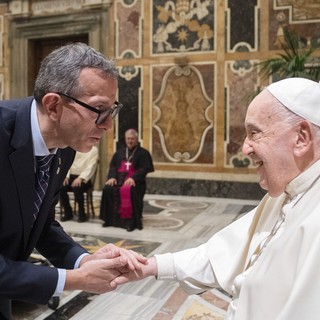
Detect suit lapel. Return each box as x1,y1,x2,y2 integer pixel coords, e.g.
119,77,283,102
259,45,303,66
10,149,35,248
9,98,36,249
7,97,75,255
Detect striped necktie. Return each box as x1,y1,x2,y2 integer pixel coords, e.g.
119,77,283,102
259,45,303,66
33,154,54,220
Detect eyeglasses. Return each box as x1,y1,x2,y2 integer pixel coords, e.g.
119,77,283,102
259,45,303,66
57,92,123,125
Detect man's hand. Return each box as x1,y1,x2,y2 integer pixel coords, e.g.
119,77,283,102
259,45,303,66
63,177,69,186
66,244,149,293
124,177,135,186
105,178,117,186
71,177,83,187
65,256,127,293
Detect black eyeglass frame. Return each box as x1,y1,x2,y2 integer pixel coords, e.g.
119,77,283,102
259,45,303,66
56,92,123,125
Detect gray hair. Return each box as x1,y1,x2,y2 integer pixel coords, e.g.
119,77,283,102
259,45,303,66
33,42,118,102
125,128,138,137
271,98,320,143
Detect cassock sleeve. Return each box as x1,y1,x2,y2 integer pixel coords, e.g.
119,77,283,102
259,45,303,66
131,148,154,181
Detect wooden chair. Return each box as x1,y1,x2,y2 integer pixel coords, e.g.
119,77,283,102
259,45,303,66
73,177,96,217
59,166,98,219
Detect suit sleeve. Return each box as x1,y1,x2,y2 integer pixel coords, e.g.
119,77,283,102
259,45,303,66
36,211,88,269
0,255,58,304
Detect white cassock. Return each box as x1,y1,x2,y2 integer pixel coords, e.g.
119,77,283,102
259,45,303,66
155,160,320,320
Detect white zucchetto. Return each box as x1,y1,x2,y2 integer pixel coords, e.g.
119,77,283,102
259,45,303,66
267,77,320,127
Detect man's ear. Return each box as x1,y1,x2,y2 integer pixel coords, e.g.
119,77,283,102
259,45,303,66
41,93,63,121
294,121,312,157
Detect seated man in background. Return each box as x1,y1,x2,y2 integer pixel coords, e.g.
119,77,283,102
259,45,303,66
60,144,99,222
100,129,154,231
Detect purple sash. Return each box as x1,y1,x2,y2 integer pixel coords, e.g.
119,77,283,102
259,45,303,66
118,160,137,219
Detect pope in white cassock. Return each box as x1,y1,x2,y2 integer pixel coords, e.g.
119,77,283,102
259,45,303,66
114,77,320,320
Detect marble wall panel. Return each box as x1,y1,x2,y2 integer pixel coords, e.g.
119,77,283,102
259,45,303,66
226,0,259,52
225,60,259,168
269,0,320,50
115,0,143,58
152,0,215,54
152,63,215,164
147,177,266,200
117,66,142,148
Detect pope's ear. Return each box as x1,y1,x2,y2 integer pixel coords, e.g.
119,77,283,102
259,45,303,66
41,93,63,120
294,121,312,157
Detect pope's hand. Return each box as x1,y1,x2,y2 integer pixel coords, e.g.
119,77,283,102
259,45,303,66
113,257,158,286
80,243,148,271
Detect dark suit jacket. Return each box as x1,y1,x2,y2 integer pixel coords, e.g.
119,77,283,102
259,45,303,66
0,97,88,319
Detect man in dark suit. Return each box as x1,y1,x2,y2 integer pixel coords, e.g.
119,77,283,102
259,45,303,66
0,43,146,319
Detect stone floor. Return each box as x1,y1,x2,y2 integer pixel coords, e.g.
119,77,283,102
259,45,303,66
12,193,259,320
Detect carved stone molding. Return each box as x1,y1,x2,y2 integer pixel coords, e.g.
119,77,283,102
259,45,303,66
9,10,108,97
8,0,111,17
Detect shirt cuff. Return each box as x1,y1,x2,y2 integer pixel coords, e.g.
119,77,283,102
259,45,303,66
53,253,90,297
53,268,66,296
75,253,90,269
154,253,177,280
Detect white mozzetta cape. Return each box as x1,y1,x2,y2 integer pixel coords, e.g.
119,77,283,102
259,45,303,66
156,160,320,319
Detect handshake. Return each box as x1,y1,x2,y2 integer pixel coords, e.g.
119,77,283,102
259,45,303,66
64,243,157,294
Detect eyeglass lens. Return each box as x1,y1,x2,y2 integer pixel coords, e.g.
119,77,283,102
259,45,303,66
96,102,123,125
57,92,123,125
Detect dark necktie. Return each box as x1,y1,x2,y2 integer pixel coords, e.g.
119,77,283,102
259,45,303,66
33,154,54,220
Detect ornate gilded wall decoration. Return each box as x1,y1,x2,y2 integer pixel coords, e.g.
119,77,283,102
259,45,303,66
225,60,258,168
152,0,215,54
153,64,214,163
115,0,143,58
225,0,259,52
